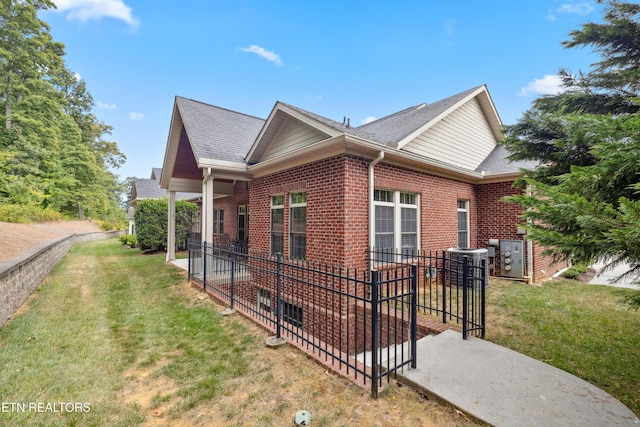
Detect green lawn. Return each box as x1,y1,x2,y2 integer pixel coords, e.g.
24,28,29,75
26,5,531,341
0,240,474,426
485,278,640,416
1,239,638,425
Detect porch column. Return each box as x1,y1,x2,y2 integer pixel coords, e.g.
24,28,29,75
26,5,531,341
166,190,176,262
202,175,214,243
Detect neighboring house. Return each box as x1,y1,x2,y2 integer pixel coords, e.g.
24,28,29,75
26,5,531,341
128,167,200,235
160,85,562,282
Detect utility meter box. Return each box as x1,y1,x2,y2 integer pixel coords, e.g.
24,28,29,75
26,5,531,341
500,240,524,278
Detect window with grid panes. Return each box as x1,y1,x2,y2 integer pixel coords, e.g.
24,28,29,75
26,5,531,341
270,195,284,255
289,192,306,260
374,189,419,260
457,200,469,248
213,209,224,234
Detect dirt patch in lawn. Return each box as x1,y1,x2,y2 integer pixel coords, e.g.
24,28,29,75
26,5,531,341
0,220,102,261
122,281,473,427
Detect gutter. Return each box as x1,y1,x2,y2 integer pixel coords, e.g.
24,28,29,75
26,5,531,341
369,151,385,271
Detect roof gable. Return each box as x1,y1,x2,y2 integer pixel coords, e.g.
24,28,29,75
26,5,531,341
401,97,498,171
246,102,346,164
176,97,265,163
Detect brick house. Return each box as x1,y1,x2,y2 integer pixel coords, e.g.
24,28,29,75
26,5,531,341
160,85,561,283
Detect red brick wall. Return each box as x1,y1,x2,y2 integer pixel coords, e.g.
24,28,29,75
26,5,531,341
249,154,480,269
475,181,524,246
475,181,567,282
249,155,368,266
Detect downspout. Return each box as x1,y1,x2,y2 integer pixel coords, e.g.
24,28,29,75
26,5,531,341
369,151,384,271
526,183,534,283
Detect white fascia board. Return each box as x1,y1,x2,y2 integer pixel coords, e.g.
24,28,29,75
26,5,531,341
246,102,341,162
475,171,522,184
160,100,183,189
395,86,488,150
277,103,343,137
198,159,251,181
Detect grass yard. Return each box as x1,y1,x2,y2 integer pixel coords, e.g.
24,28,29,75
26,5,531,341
0,239,474,427
485,278,640,417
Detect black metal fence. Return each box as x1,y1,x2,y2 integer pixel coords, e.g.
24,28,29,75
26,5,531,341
187,240,417,397
369,248,486,339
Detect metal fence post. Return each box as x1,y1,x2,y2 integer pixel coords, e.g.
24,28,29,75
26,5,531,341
371,269,379,398
410,264,417,369
276,253,283,340
481,258,487,338
441,251,447,324
230,245,236,309
462,255,469,340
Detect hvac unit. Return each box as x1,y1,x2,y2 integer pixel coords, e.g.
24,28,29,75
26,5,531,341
447,247,489,287
500,240,524,278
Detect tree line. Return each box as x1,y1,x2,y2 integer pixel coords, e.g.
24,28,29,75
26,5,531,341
0,0,126,224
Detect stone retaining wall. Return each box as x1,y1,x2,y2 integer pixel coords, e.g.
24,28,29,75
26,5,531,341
0,230,126,327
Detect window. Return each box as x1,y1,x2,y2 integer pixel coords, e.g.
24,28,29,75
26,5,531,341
374,190,419,259
282,301,303,328
457,200,469,248
238,205,248,241
271,195,284,255
289,192,307,260
257,288,271,312
213,209,224,235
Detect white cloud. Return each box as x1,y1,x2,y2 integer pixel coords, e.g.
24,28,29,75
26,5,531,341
129,112,144,120
73,72,82,81
361,116,376,125
547,2,594,21
53,0,139,26
97,102,116,109
518,75,566,97
240,45,283,66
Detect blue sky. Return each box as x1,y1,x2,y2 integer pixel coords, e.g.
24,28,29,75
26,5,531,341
42,1,605,181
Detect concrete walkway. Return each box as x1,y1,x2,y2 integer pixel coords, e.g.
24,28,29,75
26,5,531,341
589,260,640,289
398,331,639,426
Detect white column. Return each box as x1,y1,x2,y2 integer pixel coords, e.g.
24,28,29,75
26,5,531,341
166,190,176,262
203,176,214,243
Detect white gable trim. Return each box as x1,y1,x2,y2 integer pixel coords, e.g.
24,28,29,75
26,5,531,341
245,102,340,164
160,100,183,189
395,86,500,150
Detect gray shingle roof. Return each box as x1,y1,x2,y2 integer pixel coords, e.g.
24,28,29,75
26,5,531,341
279,86,484,147
133,177,166,200
173,86,533,178
474,145,540,175
176,97,265,163
357,86,484,145
132,171,201,202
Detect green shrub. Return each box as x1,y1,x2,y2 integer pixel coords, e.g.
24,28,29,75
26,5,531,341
134,198,197,251
120,234,138,248
561,264,589,280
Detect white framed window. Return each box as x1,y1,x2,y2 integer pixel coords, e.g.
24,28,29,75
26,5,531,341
289,191,307,260
270,195,284,255
213,209,224,235
457,200,469,248
374,189,419,259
